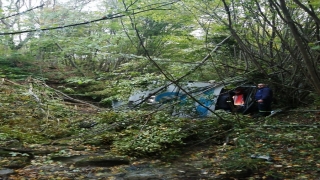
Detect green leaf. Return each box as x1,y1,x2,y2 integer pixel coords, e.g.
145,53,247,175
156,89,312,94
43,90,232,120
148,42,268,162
9,152,18,157
311,45,320,50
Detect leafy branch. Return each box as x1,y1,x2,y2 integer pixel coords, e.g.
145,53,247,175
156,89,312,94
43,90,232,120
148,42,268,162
0,1,179,35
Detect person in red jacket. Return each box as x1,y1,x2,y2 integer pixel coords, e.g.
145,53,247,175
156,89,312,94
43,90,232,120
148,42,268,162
232,88,246,112
254,83,273,117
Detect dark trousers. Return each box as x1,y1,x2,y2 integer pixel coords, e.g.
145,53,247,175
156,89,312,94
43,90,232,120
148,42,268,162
258,102,272,116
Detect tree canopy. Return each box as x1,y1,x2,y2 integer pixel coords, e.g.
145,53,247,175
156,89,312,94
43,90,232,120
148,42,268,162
0,0,318,107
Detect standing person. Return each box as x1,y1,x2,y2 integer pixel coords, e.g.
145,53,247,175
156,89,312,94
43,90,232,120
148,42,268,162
254,83,273,117
232,88,246,112
233,88,246,106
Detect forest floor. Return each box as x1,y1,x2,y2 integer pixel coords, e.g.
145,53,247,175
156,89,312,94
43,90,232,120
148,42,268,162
1,92,319,180
1,64,320,179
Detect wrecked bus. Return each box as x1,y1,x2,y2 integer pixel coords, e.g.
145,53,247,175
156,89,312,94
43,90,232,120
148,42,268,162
115,81,257,117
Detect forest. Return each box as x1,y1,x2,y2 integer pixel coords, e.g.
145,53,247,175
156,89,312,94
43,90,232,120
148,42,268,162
0,0,320,179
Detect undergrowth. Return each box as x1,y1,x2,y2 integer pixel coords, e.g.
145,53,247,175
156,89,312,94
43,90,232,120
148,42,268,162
1,76,320,179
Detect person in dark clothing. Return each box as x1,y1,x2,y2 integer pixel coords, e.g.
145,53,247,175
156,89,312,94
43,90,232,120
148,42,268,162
254,83,273,117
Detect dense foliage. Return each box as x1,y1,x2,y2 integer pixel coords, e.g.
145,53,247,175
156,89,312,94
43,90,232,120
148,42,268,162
1,0,318,106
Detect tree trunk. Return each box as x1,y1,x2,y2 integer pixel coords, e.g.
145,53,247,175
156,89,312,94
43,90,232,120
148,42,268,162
278,0,320,95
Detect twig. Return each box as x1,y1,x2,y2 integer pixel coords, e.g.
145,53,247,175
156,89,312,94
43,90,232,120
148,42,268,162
249,125,319,128
28,82,46,115
190,128,234,147
41,82,100,110
288,110,320,112
3,79,22,86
